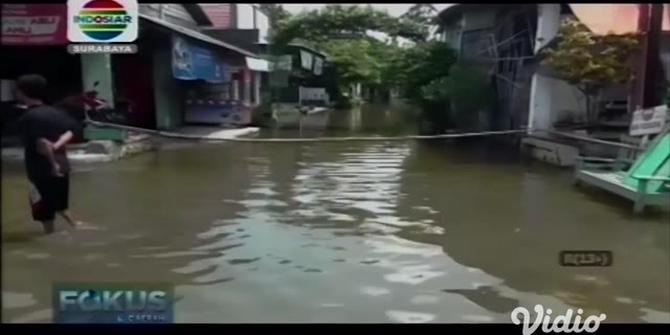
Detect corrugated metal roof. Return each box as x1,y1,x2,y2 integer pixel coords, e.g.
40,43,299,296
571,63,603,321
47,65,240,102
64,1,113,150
140,12,258,58
199,4,234,28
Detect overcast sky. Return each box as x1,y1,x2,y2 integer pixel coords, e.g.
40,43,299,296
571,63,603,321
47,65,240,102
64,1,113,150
281,3,453,17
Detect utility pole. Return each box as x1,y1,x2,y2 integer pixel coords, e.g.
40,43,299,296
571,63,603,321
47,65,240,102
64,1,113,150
631,4,664,112
644,4,664,107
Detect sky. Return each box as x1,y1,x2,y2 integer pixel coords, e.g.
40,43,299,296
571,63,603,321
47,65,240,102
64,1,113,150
281,3,453,17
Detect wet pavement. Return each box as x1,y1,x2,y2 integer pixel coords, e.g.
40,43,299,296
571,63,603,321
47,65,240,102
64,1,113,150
2,105,669,323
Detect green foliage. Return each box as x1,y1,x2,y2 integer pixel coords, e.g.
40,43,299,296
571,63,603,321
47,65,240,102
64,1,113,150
257,4,291,32
399,4,439,40
316,39,385,88
542,18,639,122
542,19,639,95
268,4,469,132
272,4,428,47
416,62,494,131
442,63,494,111
390,41,457,104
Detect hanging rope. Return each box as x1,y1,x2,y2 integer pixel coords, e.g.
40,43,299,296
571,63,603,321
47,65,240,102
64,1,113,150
84,119,527,143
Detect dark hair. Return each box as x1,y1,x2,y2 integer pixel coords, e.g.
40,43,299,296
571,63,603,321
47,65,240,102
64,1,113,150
16,74,48,100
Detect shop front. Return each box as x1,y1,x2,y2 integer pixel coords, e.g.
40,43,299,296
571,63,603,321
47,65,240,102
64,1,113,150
1,3,128,142
171,34,251,127
0,4,83,141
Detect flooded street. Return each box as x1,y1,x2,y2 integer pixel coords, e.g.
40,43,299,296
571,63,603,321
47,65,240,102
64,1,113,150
2,105,669,323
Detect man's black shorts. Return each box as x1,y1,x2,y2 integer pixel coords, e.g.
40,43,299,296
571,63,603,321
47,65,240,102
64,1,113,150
29,174,69,222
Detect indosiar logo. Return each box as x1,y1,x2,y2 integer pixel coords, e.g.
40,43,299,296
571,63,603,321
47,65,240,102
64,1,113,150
67,0,138,43
54,283,174,323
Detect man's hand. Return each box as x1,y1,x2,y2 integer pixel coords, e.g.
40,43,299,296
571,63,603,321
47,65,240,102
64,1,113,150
36,138,55,155
52,130,74,151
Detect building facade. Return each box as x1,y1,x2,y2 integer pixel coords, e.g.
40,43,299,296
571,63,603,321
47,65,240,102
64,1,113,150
1,3,270,143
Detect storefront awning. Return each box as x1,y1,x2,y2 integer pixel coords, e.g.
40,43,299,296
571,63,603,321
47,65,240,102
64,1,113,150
139,13,257,58
246,57,270,72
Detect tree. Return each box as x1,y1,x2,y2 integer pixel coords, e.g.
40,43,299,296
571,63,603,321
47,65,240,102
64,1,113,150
542,18,639,123
317,39,384,90
390,41,457,103
257,4,291,33
401,4,438,25
272,4,428,47
399,4,439,41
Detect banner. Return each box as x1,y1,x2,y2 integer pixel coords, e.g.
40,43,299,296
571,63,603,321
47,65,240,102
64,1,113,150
172,35,229,83
630,105,669,136
1,4,68,45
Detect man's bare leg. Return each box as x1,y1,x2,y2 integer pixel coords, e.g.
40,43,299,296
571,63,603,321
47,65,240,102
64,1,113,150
58,210,83,227
41,220,55,234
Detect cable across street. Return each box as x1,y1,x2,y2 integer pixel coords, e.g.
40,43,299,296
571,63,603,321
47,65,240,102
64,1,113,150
84,119,528,142
85,119,647,151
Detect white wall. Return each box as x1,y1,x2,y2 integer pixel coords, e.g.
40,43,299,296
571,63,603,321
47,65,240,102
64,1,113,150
255,6,269,43
528,73,587,133
441,21,462,51
528,4,561,133
533,4,561,53
233,4,268,43
549,77,587,124
236,4,254,29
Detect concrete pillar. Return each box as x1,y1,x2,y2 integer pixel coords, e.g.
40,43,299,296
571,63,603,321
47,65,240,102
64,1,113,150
243,69,251,103
80,54,114,108
233,79,240,100
254,71,261,104
152,48,182,130
528,74,553,133
527,4,561,134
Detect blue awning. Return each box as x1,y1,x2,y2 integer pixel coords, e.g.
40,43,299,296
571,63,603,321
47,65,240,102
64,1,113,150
140,13,257,58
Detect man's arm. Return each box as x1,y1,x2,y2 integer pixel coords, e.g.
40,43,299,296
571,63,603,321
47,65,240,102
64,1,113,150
51,108,80,151
52,130,74,151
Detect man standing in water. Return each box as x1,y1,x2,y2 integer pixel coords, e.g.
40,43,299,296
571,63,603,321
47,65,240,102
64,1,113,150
15,74,83,234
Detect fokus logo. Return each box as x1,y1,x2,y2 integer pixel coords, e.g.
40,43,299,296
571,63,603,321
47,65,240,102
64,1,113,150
67,0,138,43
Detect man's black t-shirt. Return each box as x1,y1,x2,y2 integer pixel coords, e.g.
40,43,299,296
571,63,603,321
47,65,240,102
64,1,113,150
18,105,79,181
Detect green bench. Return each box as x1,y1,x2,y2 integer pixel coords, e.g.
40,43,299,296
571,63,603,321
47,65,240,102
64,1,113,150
574,127,670,214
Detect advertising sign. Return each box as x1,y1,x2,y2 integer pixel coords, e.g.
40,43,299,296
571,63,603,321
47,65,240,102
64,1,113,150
630,105,668,136
1,4,68,45
172,35,229,83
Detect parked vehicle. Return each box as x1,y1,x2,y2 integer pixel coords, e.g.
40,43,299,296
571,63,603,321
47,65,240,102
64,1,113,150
55,81,132,125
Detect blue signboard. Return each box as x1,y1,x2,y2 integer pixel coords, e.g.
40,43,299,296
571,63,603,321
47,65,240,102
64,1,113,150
172,35,229,83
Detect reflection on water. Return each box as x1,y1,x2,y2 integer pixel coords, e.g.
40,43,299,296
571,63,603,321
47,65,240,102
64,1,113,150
2,104,669,323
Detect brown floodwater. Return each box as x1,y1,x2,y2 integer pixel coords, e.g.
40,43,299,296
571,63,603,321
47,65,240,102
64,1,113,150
2,105,669,323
